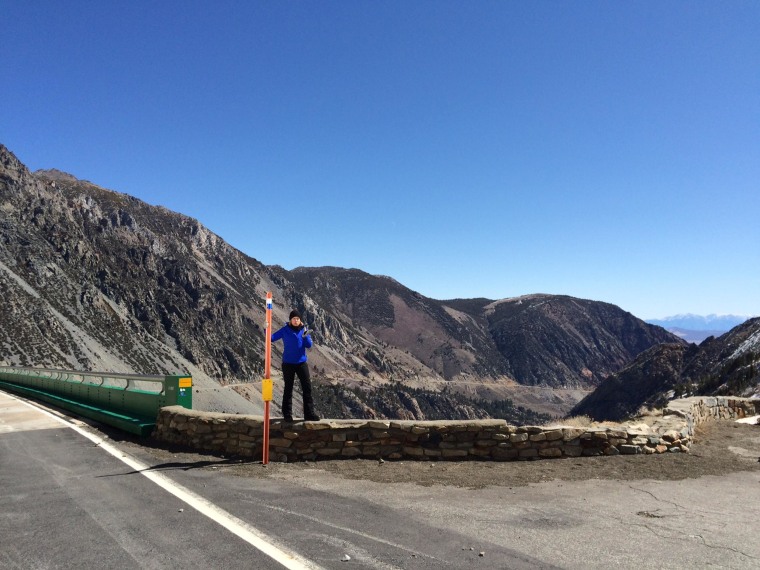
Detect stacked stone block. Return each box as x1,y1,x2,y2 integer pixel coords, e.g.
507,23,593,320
151,396,758,463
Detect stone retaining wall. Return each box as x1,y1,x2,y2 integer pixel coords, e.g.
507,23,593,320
152,396,759,463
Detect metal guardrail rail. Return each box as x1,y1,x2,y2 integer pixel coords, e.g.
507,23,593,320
0,366,192,436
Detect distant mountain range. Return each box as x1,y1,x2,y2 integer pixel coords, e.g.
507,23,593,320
646,315,753,344
2,143,755,422
647,314,751,331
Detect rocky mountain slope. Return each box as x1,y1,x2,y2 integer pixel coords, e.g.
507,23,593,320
1,144,683,419
481,294,678,387
571,317,760,421
290,270,679,389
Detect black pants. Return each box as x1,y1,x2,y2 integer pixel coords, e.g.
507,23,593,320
281,362,315,418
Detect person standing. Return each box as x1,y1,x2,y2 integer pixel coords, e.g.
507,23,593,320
271,309,320,422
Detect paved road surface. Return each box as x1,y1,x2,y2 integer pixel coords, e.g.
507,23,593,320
2,389,759,569
0,390,298,569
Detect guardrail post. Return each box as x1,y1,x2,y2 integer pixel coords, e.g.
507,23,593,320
162,375,193,409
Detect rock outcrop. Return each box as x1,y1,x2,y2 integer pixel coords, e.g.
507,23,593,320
572,318,760,421
0,143,687,418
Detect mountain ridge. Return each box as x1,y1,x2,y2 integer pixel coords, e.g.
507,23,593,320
647,314,752,331
571,317,760,421
0,143,685,419
646,315,755,345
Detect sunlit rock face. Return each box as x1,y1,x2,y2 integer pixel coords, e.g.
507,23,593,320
0,144,687,419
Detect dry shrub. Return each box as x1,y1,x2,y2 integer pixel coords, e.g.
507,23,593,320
559,415,595,427
543,415,600,429
543,415,627,429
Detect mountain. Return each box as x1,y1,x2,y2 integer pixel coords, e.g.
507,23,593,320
1,148,271,413
646,314,753,344
647,314,751,331
481,295,679,388
287,267,509,382
0,143,684,419
289,269,680,390
570,317,760,421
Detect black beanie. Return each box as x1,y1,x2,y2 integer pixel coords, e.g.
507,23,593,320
289,309,301,320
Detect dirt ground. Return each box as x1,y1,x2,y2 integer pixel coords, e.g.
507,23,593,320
116,419,760,489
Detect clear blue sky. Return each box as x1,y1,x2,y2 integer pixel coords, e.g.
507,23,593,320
2,1,758,319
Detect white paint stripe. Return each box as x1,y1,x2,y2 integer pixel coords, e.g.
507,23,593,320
6,392,321,570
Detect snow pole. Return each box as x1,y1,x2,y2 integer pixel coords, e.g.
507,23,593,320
262,292,273,465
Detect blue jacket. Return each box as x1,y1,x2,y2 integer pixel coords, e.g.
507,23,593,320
271,323,313,364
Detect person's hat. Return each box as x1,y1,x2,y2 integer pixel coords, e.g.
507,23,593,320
289,309,301,320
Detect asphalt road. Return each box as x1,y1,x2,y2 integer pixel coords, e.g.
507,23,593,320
0,391,291,569
2,389,760,569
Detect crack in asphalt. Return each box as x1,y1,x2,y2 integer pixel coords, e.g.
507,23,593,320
264,504,446,565
625,486,759,562
687,534,760,561
628,485,689,512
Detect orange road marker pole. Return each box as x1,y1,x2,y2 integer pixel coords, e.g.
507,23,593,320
262,292,273,465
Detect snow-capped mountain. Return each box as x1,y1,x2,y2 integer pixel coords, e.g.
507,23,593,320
647,314,752,331
647,314,756,342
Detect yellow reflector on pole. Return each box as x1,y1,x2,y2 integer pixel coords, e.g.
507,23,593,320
262,378,273,402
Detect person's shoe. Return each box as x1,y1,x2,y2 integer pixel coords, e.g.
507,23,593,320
304,413,321,422
283,415,294,422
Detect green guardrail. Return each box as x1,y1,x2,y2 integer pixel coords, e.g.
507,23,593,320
0,366,192,436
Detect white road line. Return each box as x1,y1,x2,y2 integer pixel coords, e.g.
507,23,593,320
5,392,322,570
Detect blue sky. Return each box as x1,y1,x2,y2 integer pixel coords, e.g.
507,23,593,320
2,1,758,319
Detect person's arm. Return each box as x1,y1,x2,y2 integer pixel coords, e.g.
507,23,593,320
271,325,285,342
302,330,313,348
